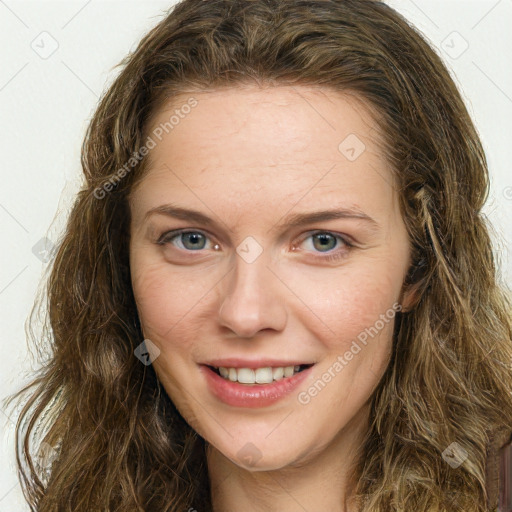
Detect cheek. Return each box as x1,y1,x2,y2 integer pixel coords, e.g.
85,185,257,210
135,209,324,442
131,262,170,336
287,260,403,351
130,259,207,341
303,263,401,411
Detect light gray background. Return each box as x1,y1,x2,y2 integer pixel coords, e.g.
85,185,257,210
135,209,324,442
1,1,511,509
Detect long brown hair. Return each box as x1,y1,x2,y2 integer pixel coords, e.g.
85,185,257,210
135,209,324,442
4,0,512,510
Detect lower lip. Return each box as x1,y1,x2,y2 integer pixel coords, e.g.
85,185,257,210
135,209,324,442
200,365,314,408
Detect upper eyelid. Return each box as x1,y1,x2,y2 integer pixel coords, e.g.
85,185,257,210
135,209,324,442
296,230,353,245
157,228,217,245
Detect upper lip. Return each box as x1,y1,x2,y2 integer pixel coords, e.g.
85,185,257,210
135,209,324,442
200,358,315,369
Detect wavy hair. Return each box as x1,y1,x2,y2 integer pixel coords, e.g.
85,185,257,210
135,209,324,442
5,0,512,510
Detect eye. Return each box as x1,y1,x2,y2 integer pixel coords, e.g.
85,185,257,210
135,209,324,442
295,231,353,260
156,228,353,260
157,230,215,251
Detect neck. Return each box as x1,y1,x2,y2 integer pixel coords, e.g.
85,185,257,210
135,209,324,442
207,405,369,512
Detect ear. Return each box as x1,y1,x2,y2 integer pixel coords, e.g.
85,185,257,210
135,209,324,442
399,280,423,313
399,255,427,313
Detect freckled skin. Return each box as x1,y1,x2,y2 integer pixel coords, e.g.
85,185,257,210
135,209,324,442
129,85,415,512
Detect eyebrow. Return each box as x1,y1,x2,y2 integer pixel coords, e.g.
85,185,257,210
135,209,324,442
143,203,380,233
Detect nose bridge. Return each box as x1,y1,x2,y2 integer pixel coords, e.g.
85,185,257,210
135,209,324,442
218,241,286,337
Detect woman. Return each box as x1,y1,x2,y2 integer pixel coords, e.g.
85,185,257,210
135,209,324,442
6,0,512,510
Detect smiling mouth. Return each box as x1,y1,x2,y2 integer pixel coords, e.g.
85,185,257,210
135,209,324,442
206,364,314,385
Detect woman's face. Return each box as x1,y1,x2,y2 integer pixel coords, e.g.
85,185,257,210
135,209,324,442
129,85,413,471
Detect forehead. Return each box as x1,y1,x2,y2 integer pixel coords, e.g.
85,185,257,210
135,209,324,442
131,85,398,220
147,85,385,163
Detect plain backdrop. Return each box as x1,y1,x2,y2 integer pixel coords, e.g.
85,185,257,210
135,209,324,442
1,1,511,509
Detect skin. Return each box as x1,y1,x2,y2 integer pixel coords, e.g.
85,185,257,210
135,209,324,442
129,85,415,512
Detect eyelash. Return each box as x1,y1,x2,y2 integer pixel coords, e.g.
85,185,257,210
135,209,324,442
156,229,354,261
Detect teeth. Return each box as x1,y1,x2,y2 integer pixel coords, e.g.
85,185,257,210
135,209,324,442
255,367,273,384
284,366,295,378
272,367,284,380
238,368,256,384
215,365,306,385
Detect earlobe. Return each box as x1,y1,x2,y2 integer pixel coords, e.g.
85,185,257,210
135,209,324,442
400,280,423,313
400,256,428,312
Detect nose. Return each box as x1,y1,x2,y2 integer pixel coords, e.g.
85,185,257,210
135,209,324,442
217,254,287,338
